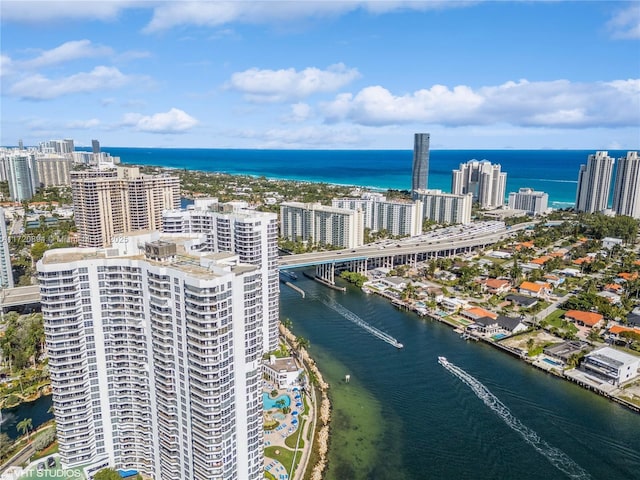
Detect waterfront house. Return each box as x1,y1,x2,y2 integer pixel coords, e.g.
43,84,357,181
582,347,640,386
461,306,498,323
565,310,604,329
519,281,551,298
607,325,640,343
263,356,304,389
543,341,590,363
439,297,467,313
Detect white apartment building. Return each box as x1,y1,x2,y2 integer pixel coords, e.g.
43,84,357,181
575,151,615,213
36,155,73,187
162,198,279,352
71,166,180,248
0,208,13,288
0,150,39,201
413,189,472,225
332,193,422,237
451,160,507,208
582,346,640,386
612,151,640,219
508,187,549,216
39,139,75,154
38,232,266,480
280,201,364,248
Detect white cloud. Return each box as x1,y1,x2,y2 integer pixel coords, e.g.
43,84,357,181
0,0,141,23
227,63,360,102
143,1,476,32
284,103,313,123
121,108,198,133
9,66,134,100
21,40,113,69
606,4,640,39
321,78,640,128
66,118,101,129
0,55,13,77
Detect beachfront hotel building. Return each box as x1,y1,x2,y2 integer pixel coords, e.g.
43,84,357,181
575,151,615,214
332,193,423,237
162,198,279,352
413,189,472,225
411,133,430,191
612,151,640,219
71,166,180,248
280,201,364,248
508,187,549,216
38,232,266,480
451,160,507,209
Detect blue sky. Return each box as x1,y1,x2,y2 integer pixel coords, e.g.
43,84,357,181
1,0,639,149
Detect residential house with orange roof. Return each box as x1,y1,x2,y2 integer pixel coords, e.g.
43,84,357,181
519,281,551,298
461,306,498,322
531,255,551,266
564,310,604,329
515,241,535,251
618,272,639,282
543,274,564,288
482,278,511,295
607,325,640,338
604,283,623,294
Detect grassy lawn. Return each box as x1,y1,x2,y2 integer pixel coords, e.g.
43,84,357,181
544,309,567,326
32,441,59,461
265,446,300,477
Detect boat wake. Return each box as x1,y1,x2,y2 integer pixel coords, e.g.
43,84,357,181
438,357,591,480
319,297,403,349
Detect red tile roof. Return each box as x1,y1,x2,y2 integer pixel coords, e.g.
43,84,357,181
519,281,550,293
565,310,603,326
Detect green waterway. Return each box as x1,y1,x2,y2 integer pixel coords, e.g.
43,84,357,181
281,275,640,480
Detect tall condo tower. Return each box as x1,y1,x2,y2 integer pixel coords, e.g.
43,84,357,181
71,166,180,248
451,159,506,209
575,151,615,213
612,151,640,219
412,133,430,191
38,232,266,480
92,139,101,154
0,208,13,288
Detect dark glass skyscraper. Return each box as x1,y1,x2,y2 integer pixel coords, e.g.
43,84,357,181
412,133,430,191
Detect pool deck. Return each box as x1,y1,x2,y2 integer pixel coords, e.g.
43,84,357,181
263,382,312,480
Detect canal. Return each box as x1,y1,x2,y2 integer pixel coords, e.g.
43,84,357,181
0,395,53,441
280,274,640,480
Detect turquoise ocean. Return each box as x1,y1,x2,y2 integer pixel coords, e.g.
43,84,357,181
101,148,632,209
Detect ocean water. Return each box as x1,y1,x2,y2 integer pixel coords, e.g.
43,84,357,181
99,148,631,209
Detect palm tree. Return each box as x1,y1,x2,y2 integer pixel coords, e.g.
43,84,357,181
296,337,310,351
281,318,293,330
16,417,32,441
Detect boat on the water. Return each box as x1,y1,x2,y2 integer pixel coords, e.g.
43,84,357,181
280,270,298,281
438,356,448,366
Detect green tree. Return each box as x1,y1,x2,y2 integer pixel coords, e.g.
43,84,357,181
94,468,122,480
16,417,33,441
296,337,310,350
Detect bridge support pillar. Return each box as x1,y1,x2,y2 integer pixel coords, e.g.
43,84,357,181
316,262,335,285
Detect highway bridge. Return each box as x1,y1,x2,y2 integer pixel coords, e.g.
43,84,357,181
279,221,536,284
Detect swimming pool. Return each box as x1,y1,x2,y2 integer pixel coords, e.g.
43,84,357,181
263,393,291,410
492,333,507,340
543,358,561,367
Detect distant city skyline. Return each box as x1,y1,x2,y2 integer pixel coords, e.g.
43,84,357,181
1,1,639,149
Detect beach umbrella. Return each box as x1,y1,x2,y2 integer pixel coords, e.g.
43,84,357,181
292,411,298,415
292,418,298,424
292,386,299,390
296,403,302,407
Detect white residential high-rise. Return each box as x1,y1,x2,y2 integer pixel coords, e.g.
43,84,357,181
38,232,266,480
71,166,180,248
36,155,73,187
451,160,506,209
162,198,279,352
508,188,549,216
413,189,473,225
575,151,615,213
0,151,39,201
332,193,423,237
612,151,640,219
0,208,13,288
280,202,364,248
